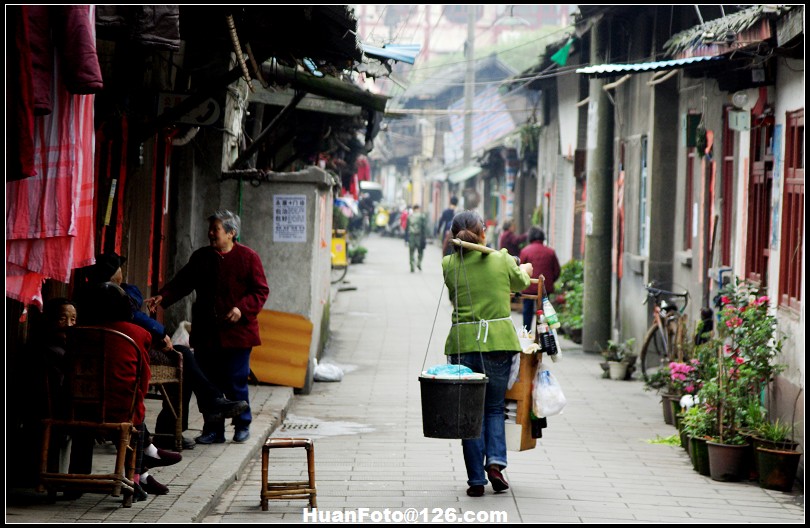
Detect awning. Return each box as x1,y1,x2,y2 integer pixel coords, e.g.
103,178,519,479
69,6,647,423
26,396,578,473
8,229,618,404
448,166,482,184
576,55,723,78
360,43,421,65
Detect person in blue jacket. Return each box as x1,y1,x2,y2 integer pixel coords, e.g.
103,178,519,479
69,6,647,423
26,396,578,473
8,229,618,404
78,253,248,450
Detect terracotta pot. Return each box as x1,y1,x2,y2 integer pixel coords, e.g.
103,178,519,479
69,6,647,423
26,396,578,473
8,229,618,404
756,447,802,492
707,440,749,482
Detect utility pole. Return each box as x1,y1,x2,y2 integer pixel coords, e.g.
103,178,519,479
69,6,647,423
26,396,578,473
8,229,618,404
582,18,613,355
463,7,475,165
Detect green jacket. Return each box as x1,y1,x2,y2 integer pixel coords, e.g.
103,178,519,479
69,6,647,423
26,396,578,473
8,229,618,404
407,212,427,247
442,248,530,355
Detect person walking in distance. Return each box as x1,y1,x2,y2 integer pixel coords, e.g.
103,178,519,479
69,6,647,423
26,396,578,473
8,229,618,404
443,211,533,497
406,204,428,272
518,227,561,331
146,210,269,445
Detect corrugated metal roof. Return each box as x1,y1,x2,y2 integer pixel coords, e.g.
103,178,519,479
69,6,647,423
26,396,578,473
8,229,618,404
576,55,723,76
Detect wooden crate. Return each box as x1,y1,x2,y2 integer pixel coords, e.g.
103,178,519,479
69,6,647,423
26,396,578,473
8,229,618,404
504,352,540,451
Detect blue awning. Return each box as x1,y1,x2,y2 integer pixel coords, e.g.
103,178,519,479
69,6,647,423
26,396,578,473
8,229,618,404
448,166,482,184
576,55,723,77
361,43,421,65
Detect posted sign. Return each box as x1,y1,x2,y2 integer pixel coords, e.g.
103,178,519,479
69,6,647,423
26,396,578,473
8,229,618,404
273,195,307,242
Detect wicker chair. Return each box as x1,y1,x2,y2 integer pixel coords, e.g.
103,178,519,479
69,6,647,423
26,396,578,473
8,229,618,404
146,348,184,451
38,327,142,507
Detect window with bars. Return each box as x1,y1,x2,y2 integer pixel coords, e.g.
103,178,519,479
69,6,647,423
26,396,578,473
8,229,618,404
779,109,804,309
745,113,774,285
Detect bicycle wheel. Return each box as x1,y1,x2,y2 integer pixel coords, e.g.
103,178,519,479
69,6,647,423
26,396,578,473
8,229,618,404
640,323,668,380
330,265,348,284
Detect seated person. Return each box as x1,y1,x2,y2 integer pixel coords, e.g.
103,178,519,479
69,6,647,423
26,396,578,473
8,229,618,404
80,252,248,450
22,298,78,485
72,281,155,500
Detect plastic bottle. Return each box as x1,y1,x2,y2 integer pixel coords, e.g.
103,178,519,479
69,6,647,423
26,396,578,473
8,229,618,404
542,296,561,329
536,309,549,336
549,329,562,363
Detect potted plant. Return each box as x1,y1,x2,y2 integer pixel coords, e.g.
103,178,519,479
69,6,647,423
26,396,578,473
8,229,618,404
754,417,802,492
643,364,677,425
681,403,715,476
348,245,368,264
599,338,636,380
703,279,787,482
752,389,803,492
556,260,583,343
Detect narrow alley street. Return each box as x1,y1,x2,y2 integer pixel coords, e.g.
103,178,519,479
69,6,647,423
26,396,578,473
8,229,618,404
203,234,804,524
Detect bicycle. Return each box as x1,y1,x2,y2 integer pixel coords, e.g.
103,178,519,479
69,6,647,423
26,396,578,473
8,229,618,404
330,229,349,284
639,282,690,380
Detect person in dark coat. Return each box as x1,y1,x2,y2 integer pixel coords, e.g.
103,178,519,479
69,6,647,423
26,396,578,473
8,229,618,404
436,196,459,240
146,210,269,445
518,227,561,331
498,219,528,258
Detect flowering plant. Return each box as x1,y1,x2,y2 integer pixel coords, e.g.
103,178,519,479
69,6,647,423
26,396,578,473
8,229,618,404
668,360,701,394
698,279,787,444
717,279,786,397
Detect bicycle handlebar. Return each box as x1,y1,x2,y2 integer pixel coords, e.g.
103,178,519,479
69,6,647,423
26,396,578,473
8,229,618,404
645,284,689,312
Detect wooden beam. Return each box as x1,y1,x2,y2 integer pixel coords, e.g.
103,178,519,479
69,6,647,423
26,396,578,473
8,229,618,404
260,61,388,113
249,88,362,116
230,91,306,170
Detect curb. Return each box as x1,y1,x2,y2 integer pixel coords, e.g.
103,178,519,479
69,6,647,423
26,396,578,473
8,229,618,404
157,387,295,523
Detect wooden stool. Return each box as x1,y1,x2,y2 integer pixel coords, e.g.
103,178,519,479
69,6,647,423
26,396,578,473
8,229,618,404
260,437,317,510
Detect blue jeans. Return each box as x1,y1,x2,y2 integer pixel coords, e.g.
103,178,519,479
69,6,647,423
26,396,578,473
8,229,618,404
449,351,514,486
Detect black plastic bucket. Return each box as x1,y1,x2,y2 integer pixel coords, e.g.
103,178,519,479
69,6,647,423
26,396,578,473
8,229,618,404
418,376,488,439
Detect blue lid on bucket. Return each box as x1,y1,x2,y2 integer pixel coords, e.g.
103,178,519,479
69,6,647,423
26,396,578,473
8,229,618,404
420,364,486,380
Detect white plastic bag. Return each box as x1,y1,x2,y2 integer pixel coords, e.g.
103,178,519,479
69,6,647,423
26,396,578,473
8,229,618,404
506,353,521,390
314,359,344,382
171,321,192,348
532,364,567,417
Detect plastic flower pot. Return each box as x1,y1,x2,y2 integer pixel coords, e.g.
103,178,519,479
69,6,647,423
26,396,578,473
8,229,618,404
707,440,749,482
756,446,802,492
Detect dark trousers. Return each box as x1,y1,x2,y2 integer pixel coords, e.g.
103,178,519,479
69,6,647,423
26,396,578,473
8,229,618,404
522,299,537,332
196,345,253,433
155,345,223,435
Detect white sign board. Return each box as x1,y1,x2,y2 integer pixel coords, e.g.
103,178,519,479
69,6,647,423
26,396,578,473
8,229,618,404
273,195,307,242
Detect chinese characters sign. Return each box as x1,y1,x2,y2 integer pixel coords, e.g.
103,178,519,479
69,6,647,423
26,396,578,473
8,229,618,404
273,195,307,242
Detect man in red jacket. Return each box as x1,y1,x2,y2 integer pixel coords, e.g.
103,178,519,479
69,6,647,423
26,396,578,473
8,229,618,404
518,227,561,331
146,210,269,445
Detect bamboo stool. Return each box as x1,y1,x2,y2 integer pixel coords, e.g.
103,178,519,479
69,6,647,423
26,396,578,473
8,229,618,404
260,437,317,510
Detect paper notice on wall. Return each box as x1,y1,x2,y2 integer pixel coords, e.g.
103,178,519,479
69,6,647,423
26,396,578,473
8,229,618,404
273,195,307,242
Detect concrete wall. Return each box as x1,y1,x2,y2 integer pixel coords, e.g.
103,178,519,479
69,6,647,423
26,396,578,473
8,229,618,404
220,168,334,366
